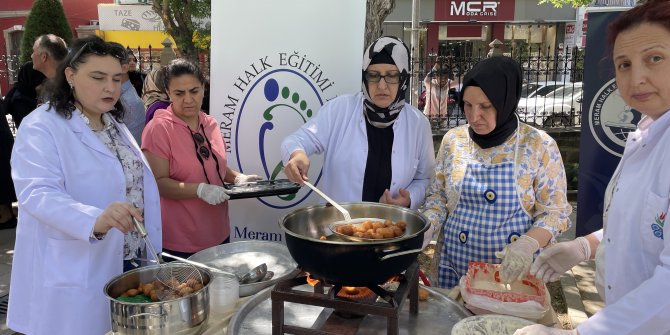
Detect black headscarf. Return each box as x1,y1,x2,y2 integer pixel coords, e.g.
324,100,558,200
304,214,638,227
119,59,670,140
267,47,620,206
459,56,522,149
361,36,410,128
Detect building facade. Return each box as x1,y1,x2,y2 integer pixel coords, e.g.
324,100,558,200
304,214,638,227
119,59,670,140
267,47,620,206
384,0,578,59
0,0,107,94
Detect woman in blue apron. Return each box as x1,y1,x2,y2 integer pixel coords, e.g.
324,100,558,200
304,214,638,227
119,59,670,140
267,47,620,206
422,56,572,288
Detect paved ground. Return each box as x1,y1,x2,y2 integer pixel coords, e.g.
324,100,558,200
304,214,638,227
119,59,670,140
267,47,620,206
0,219,16,335
557,202,605,328
0,201,602,333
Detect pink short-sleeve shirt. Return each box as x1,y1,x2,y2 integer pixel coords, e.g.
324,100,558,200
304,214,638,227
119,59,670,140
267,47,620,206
142,106,229,253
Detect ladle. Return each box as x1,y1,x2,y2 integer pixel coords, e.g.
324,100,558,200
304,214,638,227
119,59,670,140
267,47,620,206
303,181,351,221
303,181,394,241
161,252,268,284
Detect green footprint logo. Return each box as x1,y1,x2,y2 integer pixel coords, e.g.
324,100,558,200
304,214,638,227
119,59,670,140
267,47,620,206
259,79,315,201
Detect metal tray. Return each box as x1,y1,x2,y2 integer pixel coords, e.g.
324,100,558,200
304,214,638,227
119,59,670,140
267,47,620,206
228,284,473,334
188,240,298,297
224,179,301,199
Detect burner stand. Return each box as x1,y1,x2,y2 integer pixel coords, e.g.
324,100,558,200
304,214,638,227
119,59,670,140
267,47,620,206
271,261,419,335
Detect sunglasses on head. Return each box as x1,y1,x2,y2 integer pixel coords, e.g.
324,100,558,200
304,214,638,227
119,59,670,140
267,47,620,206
192,132,211,159
69,42,126,68
189,125,225,185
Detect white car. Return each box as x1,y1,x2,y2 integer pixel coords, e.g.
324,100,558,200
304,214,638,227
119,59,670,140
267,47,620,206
518,81,566,111
517,82,583,127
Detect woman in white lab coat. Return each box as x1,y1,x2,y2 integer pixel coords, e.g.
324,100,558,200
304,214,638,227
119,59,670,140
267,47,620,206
282,36,435,209
517,1,670,334
7,36,162,335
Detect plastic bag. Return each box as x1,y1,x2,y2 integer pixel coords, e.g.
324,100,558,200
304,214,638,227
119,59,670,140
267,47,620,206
459,276,549,320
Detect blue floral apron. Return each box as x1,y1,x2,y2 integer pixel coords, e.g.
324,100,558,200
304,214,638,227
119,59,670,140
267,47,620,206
437,132,532,288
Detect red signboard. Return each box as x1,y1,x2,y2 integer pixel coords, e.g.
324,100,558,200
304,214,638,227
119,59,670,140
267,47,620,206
436,0,515,21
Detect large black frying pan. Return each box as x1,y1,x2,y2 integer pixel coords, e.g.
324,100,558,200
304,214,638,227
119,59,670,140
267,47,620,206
279,202,429,286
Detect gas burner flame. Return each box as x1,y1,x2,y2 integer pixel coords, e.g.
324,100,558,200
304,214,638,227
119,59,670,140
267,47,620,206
305,272,320,287
337,286,374,300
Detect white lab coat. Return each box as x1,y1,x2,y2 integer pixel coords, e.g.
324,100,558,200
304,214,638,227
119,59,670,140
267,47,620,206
7,104,162,335
579,111,670,335
281,93,436,209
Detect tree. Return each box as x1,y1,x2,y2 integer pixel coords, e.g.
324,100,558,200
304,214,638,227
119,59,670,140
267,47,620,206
538,0,594,6
365,0,396,48
152,0,211,63
19,0,72,63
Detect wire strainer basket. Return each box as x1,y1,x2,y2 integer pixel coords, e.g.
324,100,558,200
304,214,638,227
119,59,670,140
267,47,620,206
133,218,203,300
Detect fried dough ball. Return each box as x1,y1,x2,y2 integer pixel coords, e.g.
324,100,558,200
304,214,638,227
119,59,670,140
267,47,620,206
372,221,385,229
353,225,368,233
361,221,373,230
125,288,139,297
376,227,395,239
150,290,159,302
418,287,429,301
179,286,194,296
336,224,355,236
319,235,327,240
186,278,200,289
193,282,204,291
142,283,155,295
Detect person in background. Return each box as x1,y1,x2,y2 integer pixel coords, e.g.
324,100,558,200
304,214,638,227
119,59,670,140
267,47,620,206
4,61,45,128
142,58,261,259
142,67,170,124
421,56,572,289
0,99,16,229
423,56,452,120
30,34,67,84
282,36,435,209
126,49,145,97
517,1,670,334
113,44,145,145
7,35,162,335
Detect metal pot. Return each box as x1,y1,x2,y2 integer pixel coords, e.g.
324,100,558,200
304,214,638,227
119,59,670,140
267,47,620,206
103,264,211,335
279,202,429,286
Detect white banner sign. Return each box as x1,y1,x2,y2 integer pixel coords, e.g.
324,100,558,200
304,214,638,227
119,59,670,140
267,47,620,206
211,0,366,242
97,4,164,31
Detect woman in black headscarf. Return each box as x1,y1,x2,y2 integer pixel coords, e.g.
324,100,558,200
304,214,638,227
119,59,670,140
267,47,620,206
421,56,572,289
281,36,435,209
5,61,45,128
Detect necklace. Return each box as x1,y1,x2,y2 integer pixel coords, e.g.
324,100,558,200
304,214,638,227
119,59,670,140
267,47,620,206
75,102,104,131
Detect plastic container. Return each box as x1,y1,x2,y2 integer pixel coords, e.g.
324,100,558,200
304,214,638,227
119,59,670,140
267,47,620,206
209,272,239,316
464,262,546,305
460,262,549,320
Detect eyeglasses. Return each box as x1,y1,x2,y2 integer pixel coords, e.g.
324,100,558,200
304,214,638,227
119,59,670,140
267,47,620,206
68,42,126,68
365,71,401,84
192,132,210,159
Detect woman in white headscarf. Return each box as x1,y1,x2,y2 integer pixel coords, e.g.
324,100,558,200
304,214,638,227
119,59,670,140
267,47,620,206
282,36,435,209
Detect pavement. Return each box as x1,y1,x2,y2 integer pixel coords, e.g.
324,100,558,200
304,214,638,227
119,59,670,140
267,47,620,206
0,201,601,333
557,200,604,329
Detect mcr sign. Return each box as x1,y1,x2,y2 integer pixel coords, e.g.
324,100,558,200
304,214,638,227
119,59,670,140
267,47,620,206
437,1,514,21
450,1,498,16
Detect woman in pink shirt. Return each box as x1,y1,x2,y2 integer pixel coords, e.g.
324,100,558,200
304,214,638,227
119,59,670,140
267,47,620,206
141,59,261,259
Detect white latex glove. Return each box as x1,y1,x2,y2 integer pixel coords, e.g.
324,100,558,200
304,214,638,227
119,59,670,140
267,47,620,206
196,183,231,205
234,174,263,185
495,235,540,284
530,237,591,283
513,324,577,335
